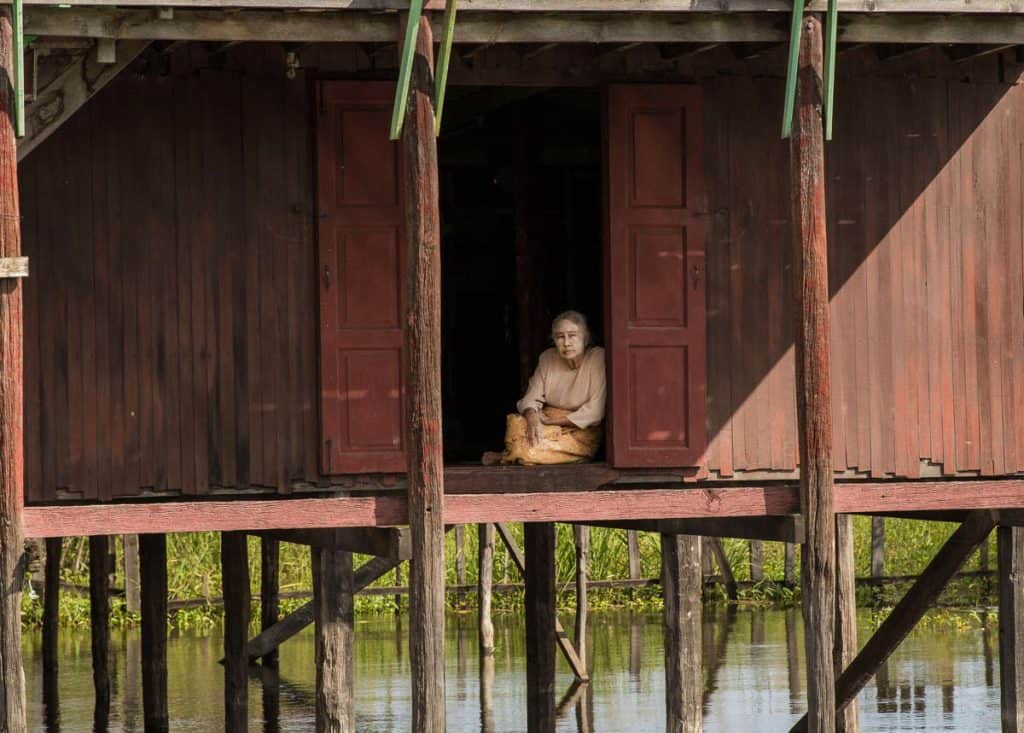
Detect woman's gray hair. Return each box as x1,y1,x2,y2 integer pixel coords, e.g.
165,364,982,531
550,310,590,347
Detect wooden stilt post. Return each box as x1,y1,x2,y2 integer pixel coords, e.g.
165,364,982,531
784,542,797,586
89,536,112,721
789,13,835,733
455,525,466,586
313,547,355,733
835,516,859,733
42,538,62,673
870,517,885,579
478,524,495,658
749,541,764,582
0,10,26,731
124,535,141,614
999,526,1024,732
400,12,445,733
662,533,702,733
706,538,737,601
627,530,641,582
525,522,556,733
140,533,168,733
222,531,250,733
574,524,589,672
261,537,280,668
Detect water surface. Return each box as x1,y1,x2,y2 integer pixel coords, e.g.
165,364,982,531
25,608,1000,731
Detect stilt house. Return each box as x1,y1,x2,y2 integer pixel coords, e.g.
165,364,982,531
1,1,1024,731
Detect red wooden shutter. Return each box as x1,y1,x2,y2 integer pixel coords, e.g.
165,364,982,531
317,82,406,474
605,85,707,468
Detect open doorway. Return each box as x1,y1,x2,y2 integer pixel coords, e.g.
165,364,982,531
438,87,604,463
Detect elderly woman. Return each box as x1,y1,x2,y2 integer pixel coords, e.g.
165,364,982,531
483,310,606,466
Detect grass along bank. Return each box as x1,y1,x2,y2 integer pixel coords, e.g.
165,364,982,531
21,517,996,632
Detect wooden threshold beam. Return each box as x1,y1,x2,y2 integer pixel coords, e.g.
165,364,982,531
20,0,1024,12
26,10,1024,45
22,479,1024,538
249,527,410,561
582,515,805,543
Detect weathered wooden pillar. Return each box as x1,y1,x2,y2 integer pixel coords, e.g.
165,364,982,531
400,13,445,733
662,533,702,733
999,526,1024,732
789,14,836,733
313,546,355,733
870,517,885,579
835,515,859,733
524,522,556,733
261,537,280,668
42,538,62,673
478,524,495,658
140,533,168,733
0,10,26,732
627,530,641,582
222,531,250,733
124,535,142,614
455,525,466,586
749,541,764,583
574,525,589,672
89,536,111,719
784,542,797,587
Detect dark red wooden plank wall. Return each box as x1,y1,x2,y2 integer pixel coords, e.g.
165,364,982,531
17,63,1024,502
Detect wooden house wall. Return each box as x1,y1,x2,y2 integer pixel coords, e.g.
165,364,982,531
19,50,1024,502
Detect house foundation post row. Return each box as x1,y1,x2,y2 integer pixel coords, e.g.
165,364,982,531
401,12,446,733
0,8,27,732
789,14,838,733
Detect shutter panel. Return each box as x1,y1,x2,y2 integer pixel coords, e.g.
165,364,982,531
317,82,406,474
605,85,707,468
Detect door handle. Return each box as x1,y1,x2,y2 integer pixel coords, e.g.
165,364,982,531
323,265,332,290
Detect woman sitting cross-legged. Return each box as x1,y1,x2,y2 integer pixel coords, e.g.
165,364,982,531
482,310,606,466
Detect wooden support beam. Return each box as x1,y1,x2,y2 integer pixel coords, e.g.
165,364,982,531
313,547,354,733
0,10,26,731
17,38,148,161
749,540,764,582
791,14,835,733
790,510,997,732
242,555,398,662
221,531,250,733
0,257,28,279
835,515,859,733
1000,526,1024,732
870,517,885,577
251,527,411,560
260,538,280,668
525,522,556,733
140,534,168,733
455,525,466,586
478,524,495,658
627,530,641,581
124,535,141,614
582,516,805,542
495,523,589,680
662,534,701,733
574,525,589,673
42,537,61,675
89,536,111,723
401,11,446,733
948,42,1016,62
95,37,116,62
26,480,1024,537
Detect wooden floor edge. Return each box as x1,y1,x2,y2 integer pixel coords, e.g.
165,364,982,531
20,478,1024,537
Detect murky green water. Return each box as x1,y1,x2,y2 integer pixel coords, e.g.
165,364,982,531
24,608,1000,731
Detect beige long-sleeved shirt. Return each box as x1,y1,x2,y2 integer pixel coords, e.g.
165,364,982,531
516,346,607,429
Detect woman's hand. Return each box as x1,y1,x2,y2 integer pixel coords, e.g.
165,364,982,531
525,409,544,447
539,412,574,428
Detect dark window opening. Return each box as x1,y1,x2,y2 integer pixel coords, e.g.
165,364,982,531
438,87,604,463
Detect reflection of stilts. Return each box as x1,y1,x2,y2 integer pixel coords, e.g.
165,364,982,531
704,605,738,708
479,653,495,733
784,607,801,712
555,678,587,719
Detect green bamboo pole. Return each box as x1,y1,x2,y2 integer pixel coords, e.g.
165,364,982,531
781,0,806,140
389,0,424,141
434,0,457,137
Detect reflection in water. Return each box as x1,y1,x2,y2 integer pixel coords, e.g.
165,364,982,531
28,608,1002,732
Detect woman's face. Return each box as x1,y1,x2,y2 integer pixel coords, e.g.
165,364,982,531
552,320,585,361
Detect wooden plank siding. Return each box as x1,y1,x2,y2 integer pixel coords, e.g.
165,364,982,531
18,56,1024,502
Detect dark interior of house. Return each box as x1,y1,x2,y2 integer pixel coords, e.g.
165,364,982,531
438,87,604,463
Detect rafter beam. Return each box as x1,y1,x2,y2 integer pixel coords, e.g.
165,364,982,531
582,515,805,543
18,38,148,161
249,527,411,561
18,0,1024,12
